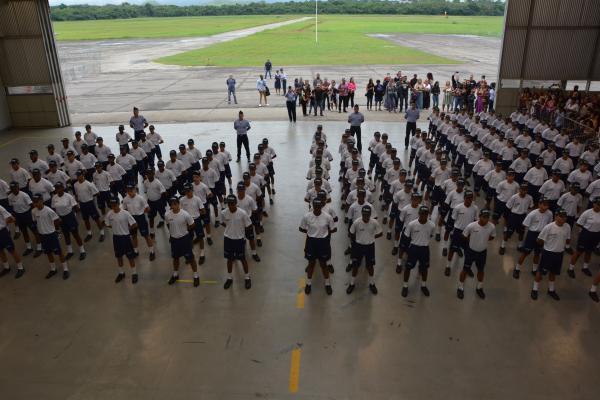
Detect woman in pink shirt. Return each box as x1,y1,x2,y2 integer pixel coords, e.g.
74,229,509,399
347,77,357,108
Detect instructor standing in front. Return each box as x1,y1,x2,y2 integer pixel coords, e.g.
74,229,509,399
404,102,420,150
234,111,251,163
348,104,365,153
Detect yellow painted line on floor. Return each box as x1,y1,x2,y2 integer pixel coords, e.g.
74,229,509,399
289,348,302,393
0,136,47,149
296,278,305,309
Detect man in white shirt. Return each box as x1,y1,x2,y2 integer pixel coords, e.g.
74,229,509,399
73,171,105,242
52,182,86,261
500,183,533,254
568,197,600,278
221,195,254,290
122,185,155,260
94,137,112,168
402,206,436,298
347,206,382,295
105,198,138,284
165,197,200,287
458,209,496,299
144,169,166,234
31,194,69,280
531,210,571,301
8,182,39,257
93,161,113,215
445,190,478,276
299,198,337,295
513,198,553,279
0,204,25,278
236,182,261,259
180,185,207,265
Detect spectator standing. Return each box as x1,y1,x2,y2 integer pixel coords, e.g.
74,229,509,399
129,107,148,142
374,80,384,111
264,59,272,79
488,83,496,111
348,105,365,152
338,78,349,113
226,75,237,105
233,111,251,163
274,70,281,95
348,77,357,108
280,69,287,96
404,102,420,149
256,75,268,107
285,86,297,123
443,81,453,111
398,76,409,112
431,81,441,109
365,79,375,111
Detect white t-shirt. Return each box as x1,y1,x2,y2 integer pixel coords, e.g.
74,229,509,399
95,144,112,162
507,194,533,215
237,195,257,216
0,206,12,230
523,209,553,232
10,167,31,188
200,168,219,189
8,191,32,213
445,189,465,208
122,194,148,216
524,167,548,186
74,180,99,203
64,159,85,179
144,179,165,202
180,195,204,219
166,159,185,177
46,170,69,187
300,211,335,239
557,192,581,217
32,206,59,234
347,201,375,223
107,163,126,181
577,208,600,232
165,209,194,239
156,169,176,190
463,221,496,252
79,152,97,169
116,153,136,171
93,170,113,192
51,193,78,216
496,180,519,202
568,169,592,190
451,203,479,230
539,179,565,201
105,209,136,235
28,178,54,202
221,208,252,240
537,222,571,252
404,219,436,246
192,182,211,204
350,218,382,245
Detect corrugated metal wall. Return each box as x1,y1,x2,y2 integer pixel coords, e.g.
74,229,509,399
0,0,70,128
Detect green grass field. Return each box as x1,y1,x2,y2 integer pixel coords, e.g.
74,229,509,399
157,15,503,67
52,15,298,41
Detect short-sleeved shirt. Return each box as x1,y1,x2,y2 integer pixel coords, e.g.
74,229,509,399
8,191,32,213
32,206,59,234
350,218,382,245
507,194,533,215
300,211,335,239
463,221,496,252
74,180,99,203
93,170,113,192
122,195,148,216
577,209,600,232
538,222,571,252
451,203,479,230
221,208,252,240
29,178,54,202
237,195,257,217
156,169,176,190
523,209,553,232
180,195,204,219
10,167,31,188
51,193,78,216
404,219,435,246
129,115,147,131
105,209,136,235
144,179,165,202
165,209,194,239
0,206,12,230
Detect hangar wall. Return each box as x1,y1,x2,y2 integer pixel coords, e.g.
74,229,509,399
0,0,70,128
0,74,10,130
496,0,600,115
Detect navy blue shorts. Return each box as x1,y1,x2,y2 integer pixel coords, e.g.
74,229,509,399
493,199,507,220
304,236,330,262
539,250,564,275
522,230,542,254
224,164,232,179
576,228,600,252
148,199,166,219
193,217,205,239
351,242,375,267
170,234,194,262
405,245,430,272
449,228,464,252
133,214,150,237
464,248,487,271
399,231,411,250
113,234,135,259
202,203,211,225
60,212,79,233
40,232,61,255
0,228,15,251
14,210,34,230
224,236,246,260
96,191,111,210
267,163,275,177
506,212,526,235
80,200,100,220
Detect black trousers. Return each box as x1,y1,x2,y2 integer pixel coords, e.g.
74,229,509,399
350,125,362,152
286,101,297,122
405,121,416,148
237,134,250,161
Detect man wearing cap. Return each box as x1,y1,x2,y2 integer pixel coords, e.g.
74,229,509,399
123,185,155,261
524,158,548,204
155,160,176,199
492,169,519,225
27,150,49,175
199,157,221,226
299,198,337,295
45,144,63,167
568,197,600,278
8,182,39,257
115,125,132,153
146,125,164,162
445,190,478,276
117,146,137,185
499,183,533,255
60,138,78,159
9,158,31,196
221,195,254,290
0,203,25,278
83,124,97,155
32,194,70,280
93,162,113,215
144,169,166,234
234,111,251,163
458,209,496,299
557,183,582,233
483,161,506,210
105,198,138,284
404,102,420,149
441,178,466,256
73,131,85,156
236,181,263,253
207,148,227,205
79,144,98,182
28,169,54,208
64,151,85,188
513,198,553,279
51,182,86,261
165,151,186,193
551,151,574,183
138,134,154,168
531,210,571,301
129,107,148,142
395,191,422,270
347,206,382,295
130,140,148,181
191,172,214,245
402,206,435,297
568,161,592,194
106,155,127,198
177,144,196,179
74,171,105,242
180,184,207,264
218,142,234,192
165,197,200,287
94,137,112,169
465,141,483,180
46,161,69,191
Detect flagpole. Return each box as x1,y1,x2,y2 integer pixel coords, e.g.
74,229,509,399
315,0,318,44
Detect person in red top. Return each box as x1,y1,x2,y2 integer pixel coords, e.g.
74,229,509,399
347,77,357,108
338,78,349,113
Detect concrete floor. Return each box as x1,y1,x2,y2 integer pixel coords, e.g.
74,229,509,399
0,121,598,400
56,33,500,125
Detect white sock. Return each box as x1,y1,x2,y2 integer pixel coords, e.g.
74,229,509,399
583,263,590,270
200,249,205,256
80,245,85,253
245,274,250,280
257,235,261,240
149,246,155,254
421,281,427,288
549,282,555,292
403,282,408,288
532,264,538,272
132,267,137,274
397,258,403,266
476,281,483,289
172,271,179,277
193,272,199,278
325,278,331,286
533,281,539,291
17,262,23,270
87,230,92,235
501,240,506,247
252,250,257,255
369,276,375,285
100,229,105,235
436,225,441,234
134,247,139,254
26,242,32,249
67,245,73,253
569,264,574,270
62,262,69,271
50,262,56,271
207,234,211,238
458,282,464,290
350,276,355,284
118,267,124,273
515,263,521,271
306,278,312,285
36,243,42,251
3,262,8,270
227,272,232,279
150,228,155,234
591,284,598,293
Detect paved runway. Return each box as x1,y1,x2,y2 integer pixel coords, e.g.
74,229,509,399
0,121,598,399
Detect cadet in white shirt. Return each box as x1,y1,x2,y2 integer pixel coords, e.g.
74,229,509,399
105,198,138,284
115,125,132,151
79,144,98,181
523,158,548,204
395,192,422,272
556,183,582,227
191,172,215,244
64,151,85,184
46,161,69,189
186,139,202,171
165,197,200,287
402,206,436,298
51,182,86,261
458,209,496,299
83,124,98,155
568,197,600,278
146,125,164,161
299,199,337,295
492,169,519,225
93,161,113,215
27,150,49,175
500,183,534,254
143,169,167,234
513,199,553,279
122,185,155,260
221,195,254,290
73,171,105,242
445,190,478,277
180,185,207,264
441,178,466,255
219,141,234,191
106,154,127,198
347,206,382,295
0,205,25,279
166,150,186,192
539,170,566,212
201,157,222,227
60,138,78,159
117,146,137,185
9,158,31,192
236,182,261,260
46,145,63,168
94,137,112,168
156,160,177,198
31,195,69,280
531,210,571,301
8,182,39,256
28,169,54,206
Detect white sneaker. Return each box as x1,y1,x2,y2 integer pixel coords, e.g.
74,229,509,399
266,103,270,106
258,104,262,107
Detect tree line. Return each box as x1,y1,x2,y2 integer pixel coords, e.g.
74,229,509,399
50,0,505,21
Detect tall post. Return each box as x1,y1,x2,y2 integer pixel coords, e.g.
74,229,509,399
315,0,318,44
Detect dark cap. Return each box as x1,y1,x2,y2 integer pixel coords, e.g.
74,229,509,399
32,168,40,174
556,209,568,217
32,194,43,201
29,149,38,155
418,206,429,215
168,197,179,204
187,139,194,144
361,206,372,214
242,172,250,178
236,182,246,190
178,144,186,149
480,209,491,217
464,190,473,197
49,160,57,166
157,160,165,166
